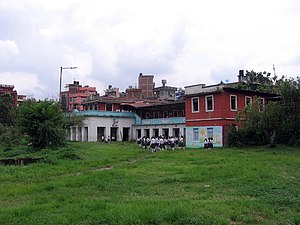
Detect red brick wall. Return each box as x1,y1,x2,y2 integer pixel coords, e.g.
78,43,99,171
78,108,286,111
185,91,266,127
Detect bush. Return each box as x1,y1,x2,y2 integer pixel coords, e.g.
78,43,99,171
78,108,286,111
0,124,22,148
227,127,267,147
17,100,66,149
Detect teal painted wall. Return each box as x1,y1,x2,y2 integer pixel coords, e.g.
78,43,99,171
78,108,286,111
186,126,223,148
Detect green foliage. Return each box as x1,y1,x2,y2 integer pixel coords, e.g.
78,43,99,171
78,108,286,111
0,124,21,149
0,93,15,126
276,77,300,145
232,72,300,146
17,99,66,149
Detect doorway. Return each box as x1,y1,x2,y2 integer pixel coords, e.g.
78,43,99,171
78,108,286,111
97,127,105,141
122,127,130,141
162,128,169,137
173,128,179,138
110,127,118,141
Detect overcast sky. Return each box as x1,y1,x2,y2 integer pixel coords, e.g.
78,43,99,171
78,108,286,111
0,0,300,99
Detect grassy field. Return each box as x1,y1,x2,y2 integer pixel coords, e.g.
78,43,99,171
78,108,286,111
0,142,299,225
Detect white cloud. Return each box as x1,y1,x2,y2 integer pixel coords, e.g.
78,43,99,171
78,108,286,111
0,0,299,99
0,72,46,99
0,40,19,61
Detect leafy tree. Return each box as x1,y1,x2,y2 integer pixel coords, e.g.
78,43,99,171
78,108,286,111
232,73,300,147
276,76,300,145
0,93,15,126
0,124,21,149
17,99,66,149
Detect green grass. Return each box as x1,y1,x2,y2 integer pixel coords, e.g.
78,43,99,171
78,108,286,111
0,142,299,225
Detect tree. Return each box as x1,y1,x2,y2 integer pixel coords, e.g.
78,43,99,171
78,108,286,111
0,93,15,126
232,73,300,147
276,76,300,145
17,99,66,149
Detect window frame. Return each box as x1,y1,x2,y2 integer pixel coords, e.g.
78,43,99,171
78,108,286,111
259,98,265,112
105,103,113,111
207,127,213,140
245,96,252,106
230,95,238,111
205,95,214,112
191,97,199,113
192,128,199,142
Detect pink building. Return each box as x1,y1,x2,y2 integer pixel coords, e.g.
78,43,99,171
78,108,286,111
60,81,97,111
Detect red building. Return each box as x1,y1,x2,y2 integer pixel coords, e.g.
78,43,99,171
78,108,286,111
184,82,278,147
138,73,154,98
0,84,18,106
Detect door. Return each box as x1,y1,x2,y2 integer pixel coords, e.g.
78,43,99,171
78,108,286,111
110,127,118,141
122,127,130,141
97,127,105,141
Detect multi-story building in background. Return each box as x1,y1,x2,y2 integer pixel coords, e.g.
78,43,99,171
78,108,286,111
153,79,177,101
60,81,97,111
17,95,27,106
138,73,154,98
0,84,21,106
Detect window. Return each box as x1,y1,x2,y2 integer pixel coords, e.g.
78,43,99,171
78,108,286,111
207,128,213,140
192,97,199,113
245,96,252,106
230,95,237,111
205,95,214,111
106,103,113,111
193,128,199,142
163,111,168,118
259,98,265,112
173,110,178,117
145,112,150,119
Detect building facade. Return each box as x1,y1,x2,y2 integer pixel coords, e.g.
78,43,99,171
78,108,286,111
153,80,177,101
184,82,278,148
0,84,26,106
138,73,154,98
60,81,97,111
68,100,186,142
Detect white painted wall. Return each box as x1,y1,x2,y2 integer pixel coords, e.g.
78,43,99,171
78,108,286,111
69,116,186,142
70,116,135,142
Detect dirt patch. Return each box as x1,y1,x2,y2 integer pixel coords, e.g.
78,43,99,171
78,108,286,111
0,157,43,166
95,165,114,171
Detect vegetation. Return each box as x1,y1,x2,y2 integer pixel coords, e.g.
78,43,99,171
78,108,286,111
0,142,299,225
0,93,16,126
0,97,84,150
230,72,300,147
16,100,66,149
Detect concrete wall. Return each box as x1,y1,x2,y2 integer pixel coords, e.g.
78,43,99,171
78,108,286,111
69,116,135,142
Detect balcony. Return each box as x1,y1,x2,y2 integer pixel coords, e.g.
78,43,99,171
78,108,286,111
139,117,185,125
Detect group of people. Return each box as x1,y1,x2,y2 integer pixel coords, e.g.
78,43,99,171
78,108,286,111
101,135,116,143
137,135,185,153
204,138,213,149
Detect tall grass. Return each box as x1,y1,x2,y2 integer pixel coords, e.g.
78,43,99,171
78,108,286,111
0,142,299,224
